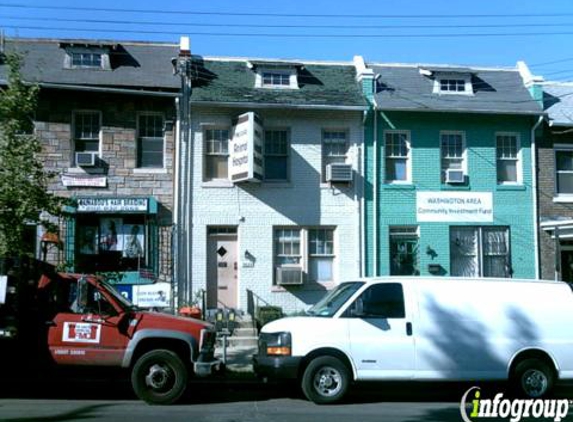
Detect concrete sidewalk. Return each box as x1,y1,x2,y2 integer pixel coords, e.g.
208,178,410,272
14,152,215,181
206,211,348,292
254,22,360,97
215,344,257,377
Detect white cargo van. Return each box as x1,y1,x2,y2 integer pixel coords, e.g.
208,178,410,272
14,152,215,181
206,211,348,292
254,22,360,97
253,277,573,403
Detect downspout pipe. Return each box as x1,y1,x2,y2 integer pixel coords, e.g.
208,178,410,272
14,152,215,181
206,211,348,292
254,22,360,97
531,115,543,279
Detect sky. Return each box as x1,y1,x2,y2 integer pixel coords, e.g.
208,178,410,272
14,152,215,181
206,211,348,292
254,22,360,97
2,0,573,80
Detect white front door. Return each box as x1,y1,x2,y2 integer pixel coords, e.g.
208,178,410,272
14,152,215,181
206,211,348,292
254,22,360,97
207,231,238,309
345,282,415,380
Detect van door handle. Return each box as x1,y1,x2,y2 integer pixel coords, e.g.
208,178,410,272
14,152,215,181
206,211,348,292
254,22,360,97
406,322,413,336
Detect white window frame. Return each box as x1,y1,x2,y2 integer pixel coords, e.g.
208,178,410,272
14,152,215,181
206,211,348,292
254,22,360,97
264,128,290,182
136,112,165,169
203,127,230,182
440,131,467,183
554,144,573,201
322,129,349,183
255,68,298,89
496,132,522,185
64,47,110,70
432,73,473,96
384,130,412,184
273,226,336,285
72,110,102,166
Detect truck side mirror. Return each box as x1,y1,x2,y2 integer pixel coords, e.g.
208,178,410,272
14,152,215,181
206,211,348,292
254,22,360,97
77,277,88,313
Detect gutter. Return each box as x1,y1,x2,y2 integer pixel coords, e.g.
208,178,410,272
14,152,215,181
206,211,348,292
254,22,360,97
376,106,545,117
531,115,544,279
191,100,368,112
35,82,179,97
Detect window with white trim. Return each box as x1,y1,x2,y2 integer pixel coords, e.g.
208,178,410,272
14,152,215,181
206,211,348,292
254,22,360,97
73,111,101,164
450,226,511,278
274,227,336,284
440,131,466,183
384,131,411,183
137,113,164,168
256,68,298,89
71,52,102,68
433,73,473,95
555,146,573,197
204,128,229,181
64,46,110,70
264,129,289,181
322,130,348,182
496,133,521,184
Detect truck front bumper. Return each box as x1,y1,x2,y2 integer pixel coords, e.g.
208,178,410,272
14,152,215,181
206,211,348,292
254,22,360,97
194,354,222,377
253,354,302,379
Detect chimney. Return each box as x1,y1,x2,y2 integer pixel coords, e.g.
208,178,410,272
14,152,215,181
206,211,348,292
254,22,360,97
179,36,191,57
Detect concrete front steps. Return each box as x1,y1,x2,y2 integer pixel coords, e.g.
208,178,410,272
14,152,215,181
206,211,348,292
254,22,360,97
214,313,258,372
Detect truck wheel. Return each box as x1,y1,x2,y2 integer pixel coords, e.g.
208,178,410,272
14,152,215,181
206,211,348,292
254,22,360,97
301,356,350,404
514,358,554,398
131,349,188,405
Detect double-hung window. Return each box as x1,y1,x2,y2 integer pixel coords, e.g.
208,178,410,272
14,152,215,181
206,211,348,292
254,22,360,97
137,113,164,168
384,131,411,183
264,129,289,181
450,226,511,278
204,128,229,181
496,133,521,184
73,111,100,164
262,71,290,87
274,227,336,284
71,52,102,68
322,130,348,182
555,145,573,198
440,131,466,183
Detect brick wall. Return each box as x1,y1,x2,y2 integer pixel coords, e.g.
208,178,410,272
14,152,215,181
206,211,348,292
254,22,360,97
189,106,363,313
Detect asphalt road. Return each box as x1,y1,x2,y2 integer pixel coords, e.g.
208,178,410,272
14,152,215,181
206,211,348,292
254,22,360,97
2,375,573,422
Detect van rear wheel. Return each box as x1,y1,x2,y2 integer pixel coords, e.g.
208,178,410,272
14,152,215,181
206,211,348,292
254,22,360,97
514,358,554,398
301,356,349,404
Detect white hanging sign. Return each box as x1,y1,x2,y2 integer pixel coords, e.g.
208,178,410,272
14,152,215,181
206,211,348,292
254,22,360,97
229,112,264,183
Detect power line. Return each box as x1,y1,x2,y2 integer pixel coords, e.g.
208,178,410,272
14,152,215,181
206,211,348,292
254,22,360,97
530,57,573,67
5,25,573,38
0,3,572,19
3,15,573,30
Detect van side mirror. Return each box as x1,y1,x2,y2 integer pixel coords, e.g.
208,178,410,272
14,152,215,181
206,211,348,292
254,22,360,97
76,277,88,313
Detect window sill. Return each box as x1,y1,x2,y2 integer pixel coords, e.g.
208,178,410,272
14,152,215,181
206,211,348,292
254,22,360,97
133,168,167,174
66,167,105,174
496,184,526,191
382,183,416,191
440,184,471,191
202,180,234,188
320,182,352,189
553,196,573,203
262,181,292,188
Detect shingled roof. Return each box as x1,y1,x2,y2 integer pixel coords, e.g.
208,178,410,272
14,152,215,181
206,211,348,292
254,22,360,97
190,57,367,109
0,38,180,91
370,63,542,115
543,82,573,127
0,38,367,109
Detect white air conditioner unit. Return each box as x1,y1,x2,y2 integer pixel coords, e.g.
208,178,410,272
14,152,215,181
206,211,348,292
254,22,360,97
326,163,353,183
445,169,465,184
276,266,303,285
75,152,97,167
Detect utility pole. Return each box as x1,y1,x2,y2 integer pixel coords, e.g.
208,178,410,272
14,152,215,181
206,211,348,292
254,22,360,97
173,36,193,308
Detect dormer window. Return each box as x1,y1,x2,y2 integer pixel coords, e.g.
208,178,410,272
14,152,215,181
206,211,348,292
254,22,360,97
61,43,112,70
262,71,291,87
421,67,474,96
71,52,102,68
249,61,299,89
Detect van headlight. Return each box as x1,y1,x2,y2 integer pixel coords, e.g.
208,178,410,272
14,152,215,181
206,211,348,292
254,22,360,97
259,332,291,356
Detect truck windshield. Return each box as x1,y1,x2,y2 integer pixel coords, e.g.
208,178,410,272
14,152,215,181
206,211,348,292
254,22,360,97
306,282,364,317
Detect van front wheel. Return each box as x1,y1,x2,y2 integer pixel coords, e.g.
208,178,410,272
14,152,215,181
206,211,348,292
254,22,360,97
301,356,349,404
514,358,554,398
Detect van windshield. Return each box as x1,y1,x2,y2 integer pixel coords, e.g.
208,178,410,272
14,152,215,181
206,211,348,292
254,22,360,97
306,282,364,317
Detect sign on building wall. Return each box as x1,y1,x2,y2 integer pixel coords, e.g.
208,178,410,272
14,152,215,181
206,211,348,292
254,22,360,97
417,192,493,223
229,111,264,183
77,198,148,213
61,174,107,187
133,282,171,308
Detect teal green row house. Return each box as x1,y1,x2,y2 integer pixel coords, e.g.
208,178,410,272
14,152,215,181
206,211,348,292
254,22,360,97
355,57,543,279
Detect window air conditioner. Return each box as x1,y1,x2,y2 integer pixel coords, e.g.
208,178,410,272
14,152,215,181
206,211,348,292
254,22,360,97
75,152,97,167
276,266,303,285
445,169,465,184
326,163,353,183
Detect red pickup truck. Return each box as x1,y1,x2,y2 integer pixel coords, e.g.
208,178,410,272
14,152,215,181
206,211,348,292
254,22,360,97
0,264,220,404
